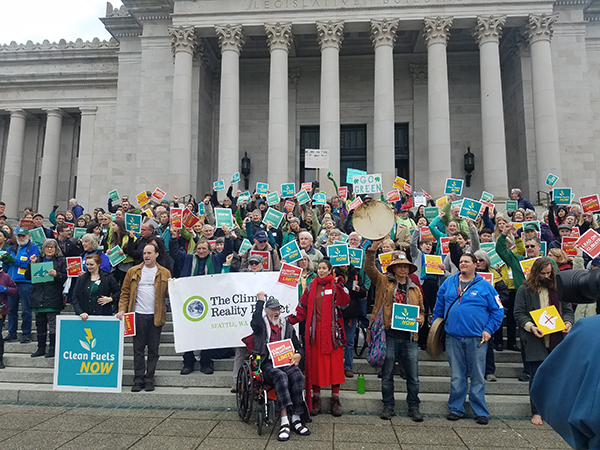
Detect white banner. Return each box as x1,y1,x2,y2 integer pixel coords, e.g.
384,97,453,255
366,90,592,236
168,272,299,353
304,149,330,169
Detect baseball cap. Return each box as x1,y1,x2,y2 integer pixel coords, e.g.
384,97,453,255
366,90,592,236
524,223,540,231
254,230,268,242
558,224,572,231
16,227,29,235
265,298,281,309
248,254,263,265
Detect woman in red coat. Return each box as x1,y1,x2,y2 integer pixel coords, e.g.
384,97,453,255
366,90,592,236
290,259,350,416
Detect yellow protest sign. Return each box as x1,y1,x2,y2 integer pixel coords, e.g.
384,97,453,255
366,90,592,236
425,255,444,275
136,191,150,207
378,252,393,270
519,257,540,279
436,196,448,210
529,305,566,335
393,176,407,190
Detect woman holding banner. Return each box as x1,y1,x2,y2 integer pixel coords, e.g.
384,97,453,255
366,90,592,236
290,259,349,416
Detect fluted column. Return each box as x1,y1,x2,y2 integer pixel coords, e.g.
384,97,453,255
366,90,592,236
317,20,344,193
526,13,561,189
215,24,245,186
168,26,197,195
475,15,509,197
76,107,97,210
1,110,27,219
38,109,64,213
371,19,399,190
423,17,453,196
266,23,293,189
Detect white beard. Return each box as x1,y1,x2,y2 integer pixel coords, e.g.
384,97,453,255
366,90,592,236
267,315,280,326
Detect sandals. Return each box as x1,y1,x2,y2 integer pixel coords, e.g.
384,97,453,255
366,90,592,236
292,420,311,436
278,424,291,442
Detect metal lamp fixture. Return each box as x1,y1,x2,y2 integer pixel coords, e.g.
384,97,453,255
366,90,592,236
464,147,475,188
241,152,251,190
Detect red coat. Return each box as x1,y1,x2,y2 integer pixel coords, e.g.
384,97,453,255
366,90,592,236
0,270,18,315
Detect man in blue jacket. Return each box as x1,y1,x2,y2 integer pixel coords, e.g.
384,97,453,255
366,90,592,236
432,253,504,425
0,227,40,342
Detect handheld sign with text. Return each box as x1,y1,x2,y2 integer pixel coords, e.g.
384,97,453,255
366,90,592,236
256,182,269,195
304,149,330,169
170,208,182,230
213,180,225,191
296,189,310,206
262,208,284,229
29,227,46,247
19,219,34,230
312,192,327,205
353,173,382,195
327,244,350,266
143,209,154,220
459,199,483,221
108,189,120,202
349,248,364,269
108,245,126,267
250,251,271,271
284,200,295,213
151,187,166,203
505,200,518,213
281,183,295,198
125,214,142,233
136,191,150,207
572,226,580,238
74,227,87,239
208,240,216,250
545,173,559,188
391,304,420,333
386,190,401,203
215,208,234,228
480,191,494,203
31,262,54,284
477,272,494,286
488,249,505,270
347,168,367,184
182,211,200,229
267,338,295,368
436,196,448,210
277,263,303,288
519,257,540,279
480,242,495,253
378,252,393,270
279,240,302,264
232,172,240,184
267,191,280,206
420,226,436,243
301,182,312,192
424,255,444,275
440,237,450,255
124,312,136,337
238,191,251,202
404,183,412,195
561,236,578,256
338,186,348,201
444,178,464,196
529,305,566,335
540,241,547,257
348,196,363,211
580,194,600,213
67,257,82,277
424,207,439,220
239,238,253,254
553,188,572,205
414,192,427,207
576,229,600,258
393,176,407,190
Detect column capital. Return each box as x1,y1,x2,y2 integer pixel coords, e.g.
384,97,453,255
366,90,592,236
79,106,98,116
474,15,507,46
42,108,64,119
370,18,399,49
316,20,344,51
265,22,293,52
409,64,428,85
289,67,301,88
7,109,29,120
215,24,245,54
526,13,559,44
168,26,197,56
423,17,453,47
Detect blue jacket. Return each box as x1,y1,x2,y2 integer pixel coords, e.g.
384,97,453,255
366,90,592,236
5,241,40,283
72,204,84,219
432,273,504,338
170,236,233,277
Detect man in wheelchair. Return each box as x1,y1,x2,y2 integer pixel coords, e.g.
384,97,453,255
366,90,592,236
252,292,311,442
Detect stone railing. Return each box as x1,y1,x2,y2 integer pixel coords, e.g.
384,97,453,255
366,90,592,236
0,38,119,52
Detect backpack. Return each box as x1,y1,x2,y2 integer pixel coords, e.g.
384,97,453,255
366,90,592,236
366,306,387,368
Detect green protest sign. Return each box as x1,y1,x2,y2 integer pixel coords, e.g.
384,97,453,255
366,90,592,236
262,208,284,228
108,245,126,267
215,208,234,228
31,262,54,284
267,191,280,206
30,227,46,247
424,207,439,221
296,189,310,205
109,189,120,202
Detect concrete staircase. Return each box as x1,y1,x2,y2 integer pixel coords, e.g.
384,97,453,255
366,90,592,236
0,305,532,416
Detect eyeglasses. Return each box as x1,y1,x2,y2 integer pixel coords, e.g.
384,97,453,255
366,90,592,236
476,259,485,262
525,245,537,249
249,261,261,266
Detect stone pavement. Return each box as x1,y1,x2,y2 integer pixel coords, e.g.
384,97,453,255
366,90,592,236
0,403,572,450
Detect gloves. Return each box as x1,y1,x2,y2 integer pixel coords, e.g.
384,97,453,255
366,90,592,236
0,286,6,293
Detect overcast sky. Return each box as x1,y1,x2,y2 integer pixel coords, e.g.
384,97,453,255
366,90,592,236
0,0,123,45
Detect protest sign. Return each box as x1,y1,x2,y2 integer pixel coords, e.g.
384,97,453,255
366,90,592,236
108,245,126,267
347,168,367,184
339,232,349,243
580,194,600,213
553,188,572,205
348,197,363,211
424,207,439,220
263,208,284,228
296,189,310,206
338,186,348,200
505,200,518,213
459,199,483,221
436,196,448,210
124,313,136,337
215,208,234,228
168,272,299,352
279,240,302,264
239,239,253,254
31,262,54,284
301,182,312,192
404,183,412,195
232,172,240,183
440,237,450,255
29,227,46,247
170,208,182,230
267,339,295,368
391,304,420,333
349,248,364,268
267,191,280,206
125,214,142,233
393,176,407,190
519,257,540,279
480,191,494,203
19,219,34,230
420,226,436,243
151,187,166,202
64,222,74,229
378,252,393,270
143,208,154,219
208,240,216,249
413,192,427,207
238,191,251,202
312,192,327,205
66,257,82,277
353,173,383,195
561,236,578,256
327,244,350,266
277,264,303,288
54,316,123,392
304,149,330,169
108,189,120,202
572,226,580,238
284,200,295,213
488,249,505,270
74,227,87,239
444,178,464,196
425,255,444,275
256,182,269,195
136,191,150,207
577,229,600,258
281,183,295,198
530,305,566,335
480,242,495,253
182,211,200,229
213,180,225,191
386,190,401,203
540,241,547,257
250,251,271,271
545,173,559,188
477,272,494,286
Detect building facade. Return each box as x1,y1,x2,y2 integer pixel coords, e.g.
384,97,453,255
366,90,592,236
0,0,599,219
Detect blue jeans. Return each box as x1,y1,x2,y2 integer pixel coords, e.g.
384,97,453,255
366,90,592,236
381,332,420,411
445,335,488,418
343,317,357,371
8,282,33,337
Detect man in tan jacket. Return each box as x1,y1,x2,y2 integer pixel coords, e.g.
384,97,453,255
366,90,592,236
117,243,171,392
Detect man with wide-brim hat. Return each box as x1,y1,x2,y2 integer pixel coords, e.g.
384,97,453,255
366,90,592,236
365,244,425,422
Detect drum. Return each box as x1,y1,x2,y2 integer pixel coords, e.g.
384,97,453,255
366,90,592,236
352,200,395,241
426,318,445,357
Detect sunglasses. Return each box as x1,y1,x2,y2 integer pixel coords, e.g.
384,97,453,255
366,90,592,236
476,259,485,262
249,261,261,266
525,245,537,249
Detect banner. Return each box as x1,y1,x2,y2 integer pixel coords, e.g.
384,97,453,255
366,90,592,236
168,272,299,352
54,316,124,392
353,173,382,195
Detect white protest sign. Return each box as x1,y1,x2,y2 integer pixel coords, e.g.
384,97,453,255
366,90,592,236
304,149,330,169
352,173,383,195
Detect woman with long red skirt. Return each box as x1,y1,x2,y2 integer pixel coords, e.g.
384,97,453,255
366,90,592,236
290,260,349,416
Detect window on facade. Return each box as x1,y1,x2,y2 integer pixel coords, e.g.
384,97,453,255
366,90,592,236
395,123,409,182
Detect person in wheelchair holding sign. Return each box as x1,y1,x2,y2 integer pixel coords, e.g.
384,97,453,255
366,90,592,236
251,291,310,442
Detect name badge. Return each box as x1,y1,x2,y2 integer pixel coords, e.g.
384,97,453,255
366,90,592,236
324,289,333,295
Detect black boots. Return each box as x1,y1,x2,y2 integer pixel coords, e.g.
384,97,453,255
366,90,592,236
45,334,55,358
31,334,46,357
0,336,5,369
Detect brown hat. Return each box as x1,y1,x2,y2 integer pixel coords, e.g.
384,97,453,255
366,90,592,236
386,251,418,274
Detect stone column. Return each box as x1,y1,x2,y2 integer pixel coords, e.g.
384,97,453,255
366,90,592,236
1,110,27,219
317,20,344,193
423,17,453,197
475,15,509,198
215,24,245,186
371,19,399,190
168,26,197,196
265,23,293,189
410,65,430,187
38,109,64,214
288,68,300,182
526,13,561,189
75,107,97,209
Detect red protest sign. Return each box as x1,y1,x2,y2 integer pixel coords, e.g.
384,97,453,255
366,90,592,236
386,190,401,203
66,257,82,277
208,240,216,249
572,226,580,238
19,219,34,230
477,272,494,286
151,187,166,203
419,226,437,243
338,186,348,201
348,197,363,211
277,263,303,288
284,200,295,213
182,211,200,228
576,229,600,258
580,194,600,213
124,312,136,337
404,183,412,195
561,236,578,256
440,237,450,255
170,208,182,230
267,338,295,368
301,182,312,192
250,250,271,271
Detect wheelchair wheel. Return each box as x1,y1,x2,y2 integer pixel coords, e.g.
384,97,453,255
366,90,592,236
236,364,253,423
257,410,264,436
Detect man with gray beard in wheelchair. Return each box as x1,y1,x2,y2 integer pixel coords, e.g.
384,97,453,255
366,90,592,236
251,291,310,442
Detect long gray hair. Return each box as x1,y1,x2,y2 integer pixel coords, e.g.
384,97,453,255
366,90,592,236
473,250,490,270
